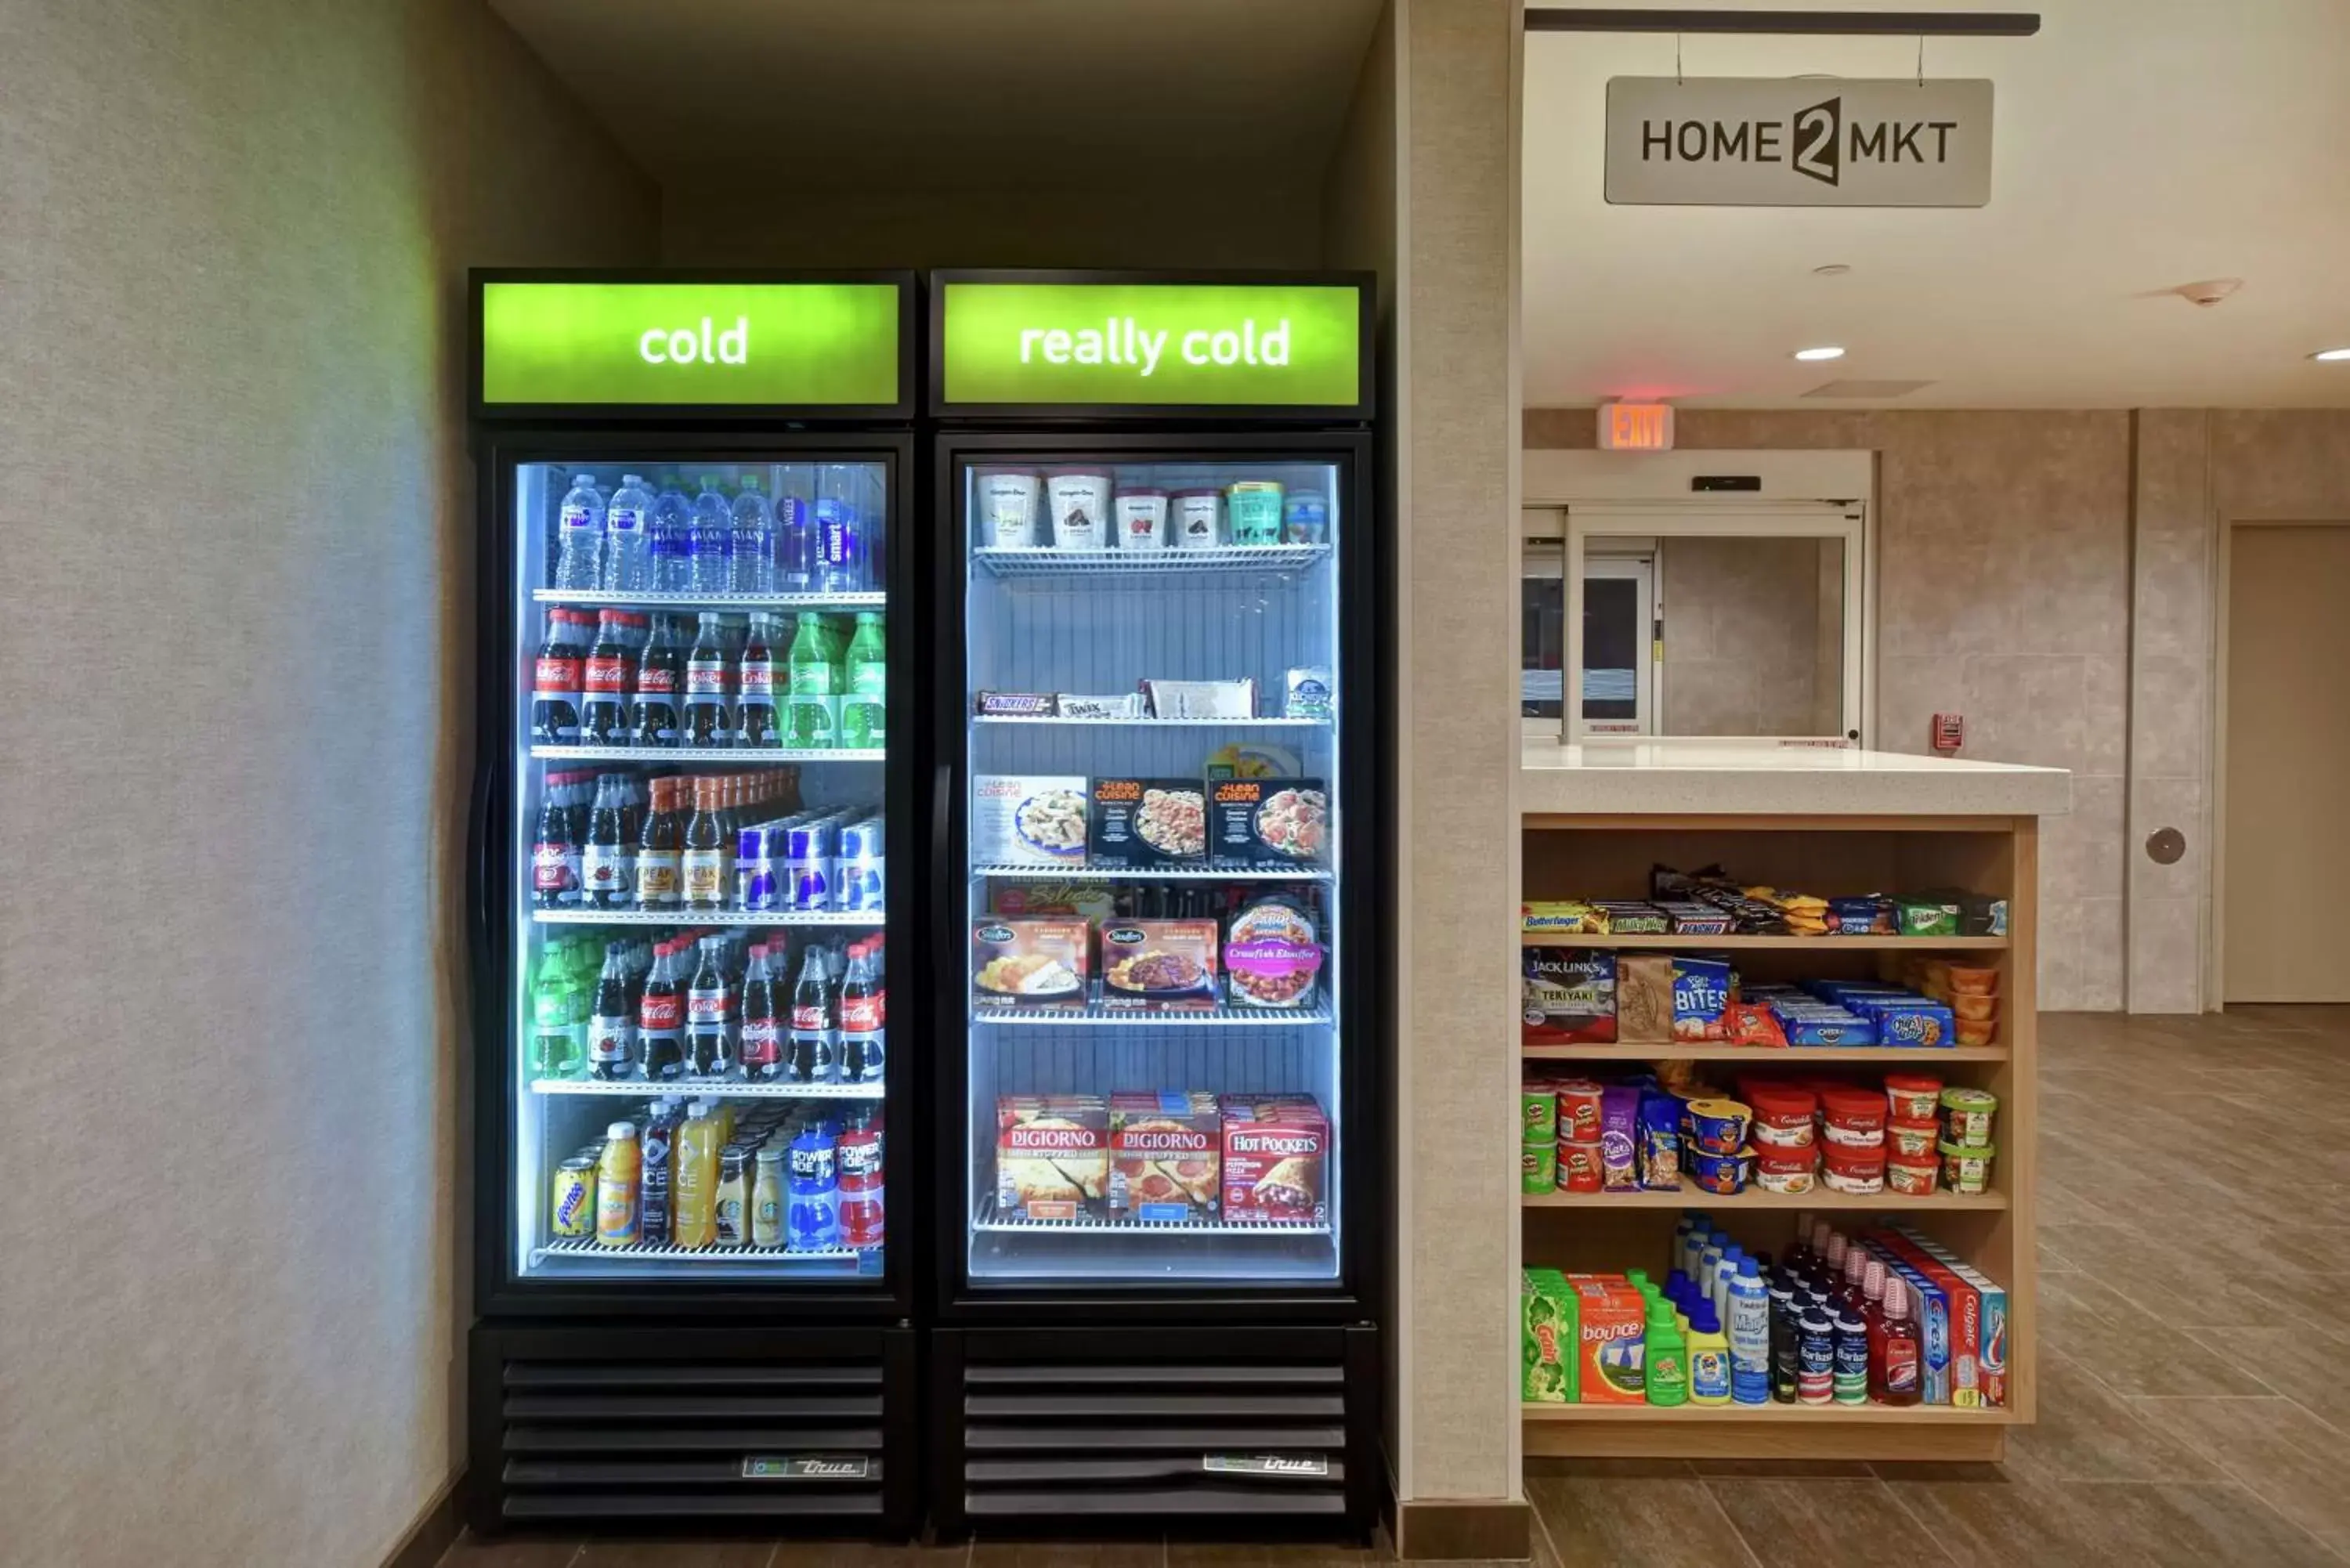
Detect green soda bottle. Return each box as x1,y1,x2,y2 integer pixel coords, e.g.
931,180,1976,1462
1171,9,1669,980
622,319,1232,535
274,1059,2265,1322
783,613,837,749
529,943,584,1077
840,613,886,750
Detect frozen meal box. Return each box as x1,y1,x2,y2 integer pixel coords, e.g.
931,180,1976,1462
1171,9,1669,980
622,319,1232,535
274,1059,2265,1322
974,774,1089,866
1224,896,1324,1009
1089,778,1209,869
1099,918,1219,1009
986,879,1119,924
1108,1090,1221,1219
1523,948,1618,1044
1207,778,1329,869
995,1094,1110,1221
1218,1095,1329,1223
972,917,1090,1008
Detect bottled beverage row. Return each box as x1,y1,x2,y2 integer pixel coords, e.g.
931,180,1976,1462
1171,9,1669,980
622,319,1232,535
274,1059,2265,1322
533,929,884,1086
533,608,885,751
559,1099,882,1254
533,768,881,914
550,467,884,596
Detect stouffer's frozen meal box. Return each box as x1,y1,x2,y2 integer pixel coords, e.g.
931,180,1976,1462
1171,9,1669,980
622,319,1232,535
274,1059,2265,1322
1108,1090,1221,1219
1099,919,1219,1010
1217,1095,1329,1223
994,1095,1110,1222
972,918,1090,1009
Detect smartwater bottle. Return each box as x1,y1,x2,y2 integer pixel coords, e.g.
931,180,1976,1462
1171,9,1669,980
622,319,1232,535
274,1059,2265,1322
776,464,816,592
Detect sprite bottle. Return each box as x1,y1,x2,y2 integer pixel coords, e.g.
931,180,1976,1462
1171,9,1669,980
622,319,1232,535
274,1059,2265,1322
839,613,886,750
530,942,585,1078
783,613,838,749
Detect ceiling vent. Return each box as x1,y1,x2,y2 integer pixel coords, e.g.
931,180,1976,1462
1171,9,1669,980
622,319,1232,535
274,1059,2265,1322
1802,379,1936,399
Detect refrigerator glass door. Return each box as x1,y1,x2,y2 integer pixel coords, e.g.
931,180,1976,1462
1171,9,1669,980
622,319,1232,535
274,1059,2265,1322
961,456,1343,1284
511,457,891,1283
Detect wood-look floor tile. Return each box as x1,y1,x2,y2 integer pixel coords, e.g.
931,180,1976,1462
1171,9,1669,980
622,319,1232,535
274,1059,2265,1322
2037,1274,2277,1396
2073,1481,2341,1567
576,1543,776,1568
2154,1394,2350,1555
2001,1353,2224,1483
2189,1324,2350,1433
1528,1474,1756,1568
1701,1479,1950,1568
770,1545,970,1568
1166,1543,1369,1567
970,1545,1163,1568
1871,1464,2104,1567
1686,1459,1874,1478
435,1534,584,1568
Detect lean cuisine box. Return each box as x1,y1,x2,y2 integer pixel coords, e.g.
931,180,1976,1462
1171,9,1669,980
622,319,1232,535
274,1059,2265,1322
1206,779,1329,869
1089,779,1209,869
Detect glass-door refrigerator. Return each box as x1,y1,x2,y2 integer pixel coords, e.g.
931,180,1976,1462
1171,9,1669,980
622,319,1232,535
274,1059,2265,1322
464,272,918,1537
924,272,1382,1537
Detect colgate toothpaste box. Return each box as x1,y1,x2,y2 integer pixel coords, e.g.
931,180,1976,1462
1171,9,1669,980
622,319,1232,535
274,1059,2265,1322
1218,1095,1328,1223
1890,1225,2009,1409
1109,1090,1220,1219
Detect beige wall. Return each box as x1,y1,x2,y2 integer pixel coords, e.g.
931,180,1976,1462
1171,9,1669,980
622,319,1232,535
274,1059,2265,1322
1528,408,2133,1012
0,5,655,1566
1653,535,1842,737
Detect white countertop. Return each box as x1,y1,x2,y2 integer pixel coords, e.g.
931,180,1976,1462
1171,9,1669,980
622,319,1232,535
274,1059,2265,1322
1520,742,2071,818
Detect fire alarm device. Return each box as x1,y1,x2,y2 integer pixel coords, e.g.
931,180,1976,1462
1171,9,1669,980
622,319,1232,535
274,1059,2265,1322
1597,402,1674,451
1931,713,1964,752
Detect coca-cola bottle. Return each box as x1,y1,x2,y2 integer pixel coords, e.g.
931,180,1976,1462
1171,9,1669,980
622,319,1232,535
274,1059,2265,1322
530,609,586,743
638,941,685,1081
681,777,727,912
580,775,633,907
630,613,685,750
586,941,636,1080
739,942,783,1079
736,612,781,749
838,940,884,1085
634,776,682,911
788,945,837,1084
530,772,580,909
579,610,634,746
682,612,731,749
685,935,733,1077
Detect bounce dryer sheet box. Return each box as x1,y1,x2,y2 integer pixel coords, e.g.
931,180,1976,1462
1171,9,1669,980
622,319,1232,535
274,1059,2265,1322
1568,1275,1647,1404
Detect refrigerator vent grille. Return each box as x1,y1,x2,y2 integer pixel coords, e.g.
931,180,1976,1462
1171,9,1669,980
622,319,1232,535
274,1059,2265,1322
495,1356,889,1523
959,1357,1352,1520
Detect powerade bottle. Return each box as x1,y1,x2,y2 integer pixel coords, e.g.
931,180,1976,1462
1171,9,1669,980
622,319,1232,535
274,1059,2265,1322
786,1123,841,1252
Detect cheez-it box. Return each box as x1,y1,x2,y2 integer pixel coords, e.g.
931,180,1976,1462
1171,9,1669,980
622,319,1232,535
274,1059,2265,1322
1217,1095,1328,1223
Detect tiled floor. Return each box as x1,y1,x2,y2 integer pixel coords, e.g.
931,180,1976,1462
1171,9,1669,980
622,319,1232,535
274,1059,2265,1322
439,1009,2350,1567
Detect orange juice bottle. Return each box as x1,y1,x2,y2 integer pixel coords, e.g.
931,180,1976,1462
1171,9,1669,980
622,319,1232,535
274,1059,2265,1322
594,1122,641,1247
671,1104,722,1248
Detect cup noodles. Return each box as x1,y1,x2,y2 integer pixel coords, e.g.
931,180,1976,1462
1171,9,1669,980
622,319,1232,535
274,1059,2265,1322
1108,1090,1220,1219
1218,1095,1329,1223
1099,918,1218,1010
994,1094,1109,1220
972,917,1090,1009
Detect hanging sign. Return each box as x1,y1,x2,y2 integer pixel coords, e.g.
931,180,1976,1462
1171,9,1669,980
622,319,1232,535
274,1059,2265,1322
1605,78,1994,207
477,280,904,409
936,279,1365,411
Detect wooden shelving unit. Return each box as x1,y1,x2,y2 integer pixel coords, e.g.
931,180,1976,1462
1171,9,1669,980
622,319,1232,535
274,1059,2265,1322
1519,811,2037,1465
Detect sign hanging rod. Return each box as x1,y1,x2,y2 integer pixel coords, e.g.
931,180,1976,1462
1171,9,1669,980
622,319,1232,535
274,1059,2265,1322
1527,9,2040,35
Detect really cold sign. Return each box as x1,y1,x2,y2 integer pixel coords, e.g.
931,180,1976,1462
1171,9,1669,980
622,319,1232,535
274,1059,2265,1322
938,280,1364,409
478,280,902,407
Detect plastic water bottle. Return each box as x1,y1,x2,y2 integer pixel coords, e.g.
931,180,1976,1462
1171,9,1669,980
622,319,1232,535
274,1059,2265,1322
554,472,606,590
775,464,816,593
730,473,777,593
688,474,732,594
815,464,865,593
649,472,692,591
600,474,654,593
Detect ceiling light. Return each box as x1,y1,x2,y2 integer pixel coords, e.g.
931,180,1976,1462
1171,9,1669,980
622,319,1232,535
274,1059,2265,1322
2313,348,2350,362
1793,346,1846,362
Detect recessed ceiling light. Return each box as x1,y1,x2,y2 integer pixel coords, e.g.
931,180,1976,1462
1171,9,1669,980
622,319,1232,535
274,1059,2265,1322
1793,346,1846,362
2313,348,2350,362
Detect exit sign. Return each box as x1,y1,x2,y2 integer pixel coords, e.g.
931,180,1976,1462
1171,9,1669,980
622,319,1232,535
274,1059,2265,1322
1599,403,1675,450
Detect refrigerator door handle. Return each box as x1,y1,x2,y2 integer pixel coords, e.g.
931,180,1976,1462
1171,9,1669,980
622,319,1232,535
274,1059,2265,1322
468,753,497,956
932,761,953,865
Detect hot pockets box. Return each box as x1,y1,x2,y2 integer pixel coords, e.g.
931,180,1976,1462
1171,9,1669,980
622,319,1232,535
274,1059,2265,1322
1207,778,1329,869
1218,1095,1329,1223
1088,778,1209,869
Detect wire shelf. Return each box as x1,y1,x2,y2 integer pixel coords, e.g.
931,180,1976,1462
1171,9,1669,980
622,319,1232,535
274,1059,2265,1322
971,715,1329,728
971,1197,1330,1236
531,1237,864,1265
973,999,1333,1028
971,862,1329,882
530,745,884,764
530,1077,884,1099
532,908,883,927
973,545,1331,577
531,589,887,610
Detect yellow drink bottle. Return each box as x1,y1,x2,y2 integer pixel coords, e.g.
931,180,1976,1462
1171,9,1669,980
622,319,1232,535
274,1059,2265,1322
671,1104,721,1248
594,1122,641,1247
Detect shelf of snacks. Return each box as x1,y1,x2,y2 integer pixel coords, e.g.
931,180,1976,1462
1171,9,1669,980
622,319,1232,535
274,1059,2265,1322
974,715,1330,729
1518,808,2040,1464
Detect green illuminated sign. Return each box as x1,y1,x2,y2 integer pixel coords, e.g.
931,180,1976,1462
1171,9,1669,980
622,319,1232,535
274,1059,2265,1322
940,281,1361,407
479,281,901,406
